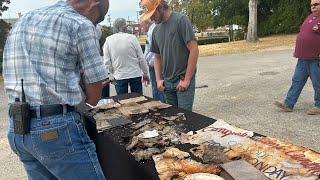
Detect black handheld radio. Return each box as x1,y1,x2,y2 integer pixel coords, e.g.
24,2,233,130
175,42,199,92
11,79,31,134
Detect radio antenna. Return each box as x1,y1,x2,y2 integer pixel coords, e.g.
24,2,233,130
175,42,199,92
21,79,26,102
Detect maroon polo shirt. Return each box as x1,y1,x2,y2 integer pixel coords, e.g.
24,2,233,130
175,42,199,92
294,14,320,59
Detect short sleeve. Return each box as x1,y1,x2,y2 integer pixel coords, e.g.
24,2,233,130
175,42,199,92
150,27,160,54
75,23,108,83
178,16,196,44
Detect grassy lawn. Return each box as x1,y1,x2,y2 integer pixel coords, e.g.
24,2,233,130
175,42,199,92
198,34,296,57
138,36,147,45
138,34,296,57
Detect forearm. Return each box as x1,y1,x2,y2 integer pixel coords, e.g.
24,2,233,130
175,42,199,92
105,59,113,74
84,81,103,106
184,48,199,81
154,54,162,82
185,40,199,81
138,47,149,75
140,59,149,75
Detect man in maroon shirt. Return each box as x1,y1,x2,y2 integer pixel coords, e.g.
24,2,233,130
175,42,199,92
275,0,320,115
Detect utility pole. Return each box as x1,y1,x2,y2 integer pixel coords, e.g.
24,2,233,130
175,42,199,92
136,11,139,23
107,14,111,27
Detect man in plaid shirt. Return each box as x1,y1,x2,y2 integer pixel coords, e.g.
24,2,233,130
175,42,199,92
3,0,109,179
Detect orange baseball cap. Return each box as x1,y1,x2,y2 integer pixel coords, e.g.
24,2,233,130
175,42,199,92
140,0,161,22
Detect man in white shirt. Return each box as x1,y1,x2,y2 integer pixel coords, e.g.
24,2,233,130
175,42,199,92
103,18,150,95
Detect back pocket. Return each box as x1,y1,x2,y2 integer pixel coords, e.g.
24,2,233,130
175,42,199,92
31,124,74,160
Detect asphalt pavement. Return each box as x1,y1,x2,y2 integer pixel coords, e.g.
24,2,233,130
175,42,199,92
0,49,319,179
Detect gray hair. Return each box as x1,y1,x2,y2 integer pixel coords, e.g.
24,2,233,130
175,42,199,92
113,18,127,33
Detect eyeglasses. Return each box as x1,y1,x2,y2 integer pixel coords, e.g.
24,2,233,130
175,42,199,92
310,3,320,8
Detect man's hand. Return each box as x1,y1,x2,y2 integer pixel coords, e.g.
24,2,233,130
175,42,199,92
176,79,190,92
102,80,110,88
157,79,165,92
143,75,150,87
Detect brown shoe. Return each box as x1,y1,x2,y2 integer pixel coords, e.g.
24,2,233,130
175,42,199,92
307,107,320,115
274,101,293,112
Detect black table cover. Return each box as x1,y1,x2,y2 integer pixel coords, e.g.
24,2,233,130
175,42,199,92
76,93,217,180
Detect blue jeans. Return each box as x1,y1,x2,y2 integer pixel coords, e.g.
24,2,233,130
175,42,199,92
164,75,195,111
115,77,142,95
284,59,320,109
7,111,105,180
149,66,166,102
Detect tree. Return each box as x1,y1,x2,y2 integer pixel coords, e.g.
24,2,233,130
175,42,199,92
0,0,11,72
0,19,10,50
246,0,258,42
101,25,113,39
209,0,249,41
98,25,113,53
0,0,10,16
255,0,279,36
163,0,309,39
168,0,215,31
258,0,309,36
0,0,11,49
193,0,215,31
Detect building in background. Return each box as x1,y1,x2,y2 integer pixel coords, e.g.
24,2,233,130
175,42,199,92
1,13,22,27
129,23,142,36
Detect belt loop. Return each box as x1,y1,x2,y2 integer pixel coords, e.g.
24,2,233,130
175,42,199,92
62,104,67,115
36,106,41,118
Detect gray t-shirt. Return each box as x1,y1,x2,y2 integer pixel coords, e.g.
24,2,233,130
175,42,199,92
151,12,196,82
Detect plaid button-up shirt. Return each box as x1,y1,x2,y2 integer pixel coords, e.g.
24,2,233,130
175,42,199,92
3,1,108,106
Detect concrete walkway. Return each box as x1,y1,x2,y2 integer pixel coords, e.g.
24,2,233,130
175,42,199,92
0,49,319,179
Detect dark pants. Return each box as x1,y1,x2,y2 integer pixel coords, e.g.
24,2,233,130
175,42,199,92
115,77,142,95
101,85,110,99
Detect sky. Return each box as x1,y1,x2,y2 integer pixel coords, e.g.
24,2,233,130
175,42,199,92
1,0,142,26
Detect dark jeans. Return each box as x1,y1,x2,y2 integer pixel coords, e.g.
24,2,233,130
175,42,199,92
101,85,110,99
115,77,142,95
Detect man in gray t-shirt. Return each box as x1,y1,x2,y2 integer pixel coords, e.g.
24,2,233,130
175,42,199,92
140,0,199,111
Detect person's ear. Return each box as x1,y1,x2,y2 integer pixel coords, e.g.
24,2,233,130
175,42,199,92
88,0,99,10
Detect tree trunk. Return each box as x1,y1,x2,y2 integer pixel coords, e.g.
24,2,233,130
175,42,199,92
229,24,234,42
246,0,258,42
